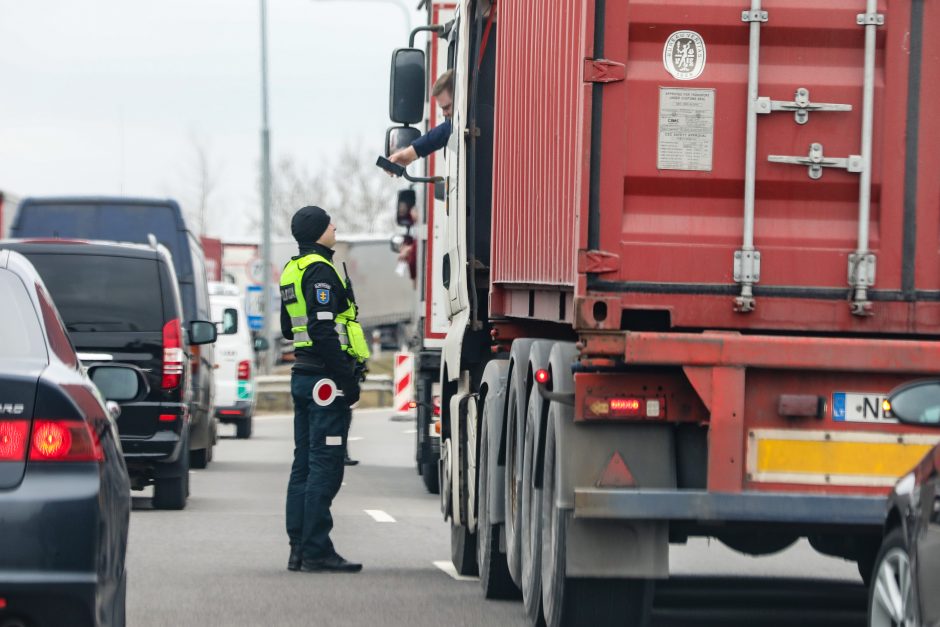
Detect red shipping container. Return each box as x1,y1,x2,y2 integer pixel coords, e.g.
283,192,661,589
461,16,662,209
490,0,940,336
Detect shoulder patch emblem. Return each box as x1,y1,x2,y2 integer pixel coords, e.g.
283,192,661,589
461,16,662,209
316,287,331,305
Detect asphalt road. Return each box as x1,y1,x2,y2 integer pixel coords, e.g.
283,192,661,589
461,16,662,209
126,409,869,627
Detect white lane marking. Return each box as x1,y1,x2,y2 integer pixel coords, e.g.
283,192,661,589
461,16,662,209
364,509,396,523
348,436,364,442
433,561,478,582
402,429,417,434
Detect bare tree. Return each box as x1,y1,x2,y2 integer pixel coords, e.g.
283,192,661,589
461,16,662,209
252,140,399,237
174,133,220,237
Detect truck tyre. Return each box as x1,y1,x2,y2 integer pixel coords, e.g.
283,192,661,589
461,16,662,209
153,444,190,510
541,403,653,627
451,522,478,577
421,462,440,494
477,406,519,599
236,416,253,439
521,385,546,626
505,339,536,585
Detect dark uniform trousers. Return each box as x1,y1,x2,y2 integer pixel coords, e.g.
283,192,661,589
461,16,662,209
285,372,352,560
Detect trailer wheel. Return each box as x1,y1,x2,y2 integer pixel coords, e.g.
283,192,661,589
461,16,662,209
451,521,478,577
477,405,519,599
521,385,546,625
504,344,533,586
540,403,653,627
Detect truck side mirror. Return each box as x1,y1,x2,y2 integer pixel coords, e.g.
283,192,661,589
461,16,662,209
386,126,422,157
389,48,426,125
396,189,417,227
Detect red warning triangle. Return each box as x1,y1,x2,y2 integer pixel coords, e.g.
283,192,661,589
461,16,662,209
597,452,636,488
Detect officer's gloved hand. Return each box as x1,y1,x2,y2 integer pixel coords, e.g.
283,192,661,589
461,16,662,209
342,379,361,407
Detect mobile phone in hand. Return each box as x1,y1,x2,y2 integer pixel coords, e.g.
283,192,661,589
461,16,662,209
376,156,406,177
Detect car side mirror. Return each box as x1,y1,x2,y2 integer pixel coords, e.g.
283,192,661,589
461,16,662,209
396,189,417,227
88,363,149,402
254,337,270,352
386,126,422,157
389,48,426,124
886,380,940,427
188,320,218,346
390,234,405,253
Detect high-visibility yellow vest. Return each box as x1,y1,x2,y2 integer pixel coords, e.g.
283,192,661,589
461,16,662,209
279,253,370,362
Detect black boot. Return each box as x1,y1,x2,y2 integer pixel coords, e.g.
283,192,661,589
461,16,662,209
300,553,362,573
344,452,359,466
287,545,302,572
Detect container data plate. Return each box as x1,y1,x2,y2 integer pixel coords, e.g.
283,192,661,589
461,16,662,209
657,87,715,172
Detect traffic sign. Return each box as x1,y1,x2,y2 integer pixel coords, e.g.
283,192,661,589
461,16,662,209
246,284,264,331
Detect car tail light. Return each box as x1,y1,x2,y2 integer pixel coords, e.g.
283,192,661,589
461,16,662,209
159,414,178,422
29,420,103,462
162,318,184,389
0,421,29,461
237,360,251,381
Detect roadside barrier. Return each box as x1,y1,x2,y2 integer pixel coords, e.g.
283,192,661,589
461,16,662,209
393,351,415,413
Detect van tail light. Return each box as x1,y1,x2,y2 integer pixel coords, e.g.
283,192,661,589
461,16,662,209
29,420,103,462
237,360,251,381
162,318,184,389
0,421,29,461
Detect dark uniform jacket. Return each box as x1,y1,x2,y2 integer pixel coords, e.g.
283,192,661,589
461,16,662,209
411,119,452,157
280,242,357,394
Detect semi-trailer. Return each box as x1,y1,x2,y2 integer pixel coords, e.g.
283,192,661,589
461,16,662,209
385,1,940,624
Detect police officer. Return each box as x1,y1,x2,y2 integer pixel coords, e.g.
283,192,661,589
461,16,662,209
280,205,369,573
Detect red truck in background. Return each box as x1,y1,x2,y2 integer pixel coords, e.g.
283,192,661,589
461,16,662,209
386,0,940,625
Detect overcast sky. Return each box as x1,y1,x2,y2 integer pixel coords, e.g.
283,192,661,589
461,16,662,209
0,0,422,238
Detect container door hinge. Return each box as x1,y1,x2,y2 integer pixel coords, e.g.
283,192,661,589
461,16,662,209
733,250,761,284
578,249,621,274
756,88,852,125
583,58,625,83
768,143,863,180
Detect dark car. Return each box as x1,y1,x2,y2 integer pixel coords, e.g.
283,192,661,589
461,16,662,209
1,240,217,509
0,248,147,627
11,196,218,467
869,380,940,627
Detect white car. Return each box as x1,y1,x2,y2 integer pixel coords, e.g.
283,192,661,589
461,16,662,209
209,282,256,438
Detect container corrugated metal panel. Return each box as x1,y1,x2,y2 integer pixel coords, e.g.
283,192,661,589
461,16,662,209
492,0,940,335
490,0,587,287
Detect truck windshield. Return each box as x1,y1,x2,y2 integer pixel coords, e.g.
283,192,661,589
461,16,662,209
23,253,164,332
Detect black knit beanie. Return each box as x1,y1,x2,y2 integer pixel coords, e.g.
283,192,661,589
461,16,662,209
290,205,331,244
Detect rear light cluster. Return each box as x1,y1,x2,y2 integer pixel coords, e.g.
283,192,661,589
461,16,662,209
238,360,251,381
162,318,184,389
0,420,103,462
585,396,666,420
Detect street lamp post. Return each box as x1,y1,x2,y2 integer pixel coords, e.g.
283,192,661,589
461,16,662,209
259,0,275,374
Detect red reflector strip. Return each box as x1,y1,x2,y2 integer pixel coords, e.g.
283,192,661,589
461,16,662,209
219,410,242,416
0,420,29,461
0,597,6,609
159,414,178,422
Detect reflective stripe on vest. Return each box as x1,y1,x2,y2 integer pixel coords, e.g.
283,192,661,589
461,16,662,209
279,253,358,352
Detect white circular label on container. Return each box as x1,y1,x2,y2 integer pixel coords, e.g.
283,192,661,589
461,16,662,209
663,30,706,80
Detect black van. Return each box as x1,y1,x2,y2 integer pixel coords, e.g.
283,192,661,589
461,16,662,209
12,197,217,467
1,240,217,509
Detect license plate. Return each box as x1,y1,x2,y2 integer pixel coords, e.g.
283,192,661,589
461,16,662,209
832,392,897,424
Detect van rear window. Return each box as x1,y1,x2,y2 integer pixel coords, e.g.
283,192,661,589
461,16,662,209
24,253,164,332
